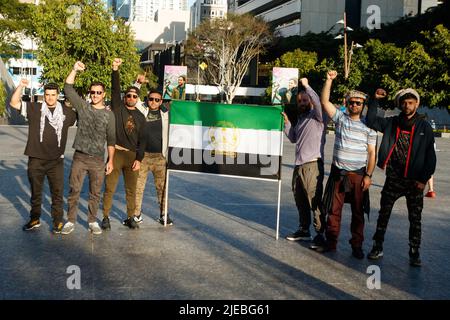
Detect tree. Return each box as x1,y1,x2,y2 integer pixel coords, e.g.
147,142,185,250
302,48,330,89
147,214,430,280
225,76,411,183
0,0,34,57
186,13,272,104
273,48,318,77
32,0,142,96
0,81,6,117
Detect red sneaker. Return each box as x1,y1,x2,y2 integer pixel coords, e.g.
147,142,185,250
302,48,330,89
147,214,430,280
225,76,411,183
425,191,436,198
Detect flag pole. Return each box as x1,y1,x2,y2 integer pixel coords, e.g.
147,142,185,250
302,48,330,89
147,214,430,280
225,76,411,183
276,179,282,240
163,169,170,227
276,109,284,240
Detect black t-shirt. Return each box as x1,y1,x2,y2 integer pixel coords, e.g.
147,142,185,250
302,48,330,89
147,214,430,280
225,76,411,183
24,102,77,160
387,130,411,178
112,104,146,151
137,109,162,160
110,70,146,151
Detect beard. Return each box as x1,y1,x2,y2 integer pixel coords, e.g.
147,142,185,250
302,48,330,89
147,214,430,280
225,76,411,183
347,107,362,117
126,101,137,108
298,104,311,113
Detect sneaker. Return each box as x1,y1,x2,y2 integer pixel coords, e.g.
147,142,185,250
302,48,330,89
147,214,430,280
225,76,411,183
409,247,422,267
315,243,336,253
52,221,63,234
123,217,139,229
367,242,384,260
134,214,143,224
158,216,173,226
286,229,311,241
425,191,436,198
22,219,41,231
89,222,102,235
101,217,111,230
61,221,75,235
309,234,326,250
352,246,364,260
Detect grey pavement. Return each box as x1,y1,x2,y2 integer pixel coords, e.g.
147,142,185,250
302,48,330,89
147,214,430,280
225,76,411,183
0,125,449,300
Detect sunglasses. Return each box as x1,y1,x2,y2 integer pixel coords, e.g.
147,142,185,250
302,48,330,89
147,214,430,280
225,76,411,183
148,97,161,102
348,100,363,106
89,90,103,95
126,93,138,99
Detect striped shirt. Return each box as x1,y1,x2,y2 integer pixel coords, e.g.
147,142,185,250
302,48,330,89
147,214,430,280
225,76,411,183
332,109,377,171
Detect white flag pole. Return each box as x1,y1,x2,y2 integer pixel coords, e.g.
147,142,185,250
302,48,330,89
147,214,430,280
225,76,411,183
276,179,282,240
163,169,170,227
276,112,284,240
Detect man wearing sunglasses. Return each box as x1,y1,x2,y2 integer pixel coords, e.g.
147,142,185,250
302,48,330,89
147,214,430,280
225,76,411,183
101,58,146,230
61,61,116,235
365,88,436,267
319,70,377,259
135,90,173,226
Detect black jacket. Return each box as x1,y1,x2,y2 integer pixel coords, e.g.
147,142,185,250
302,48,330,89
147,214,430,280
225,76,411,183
366,99,436,184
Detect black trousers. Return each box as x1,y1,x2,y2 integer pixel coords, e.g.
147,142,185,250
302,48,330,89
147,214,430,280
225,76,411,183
373,176,424,248
28,157,64,223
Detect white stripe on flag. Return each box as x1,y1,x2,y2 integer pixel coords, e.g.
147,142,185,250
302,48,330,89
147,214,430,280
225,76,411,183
169,124,283,156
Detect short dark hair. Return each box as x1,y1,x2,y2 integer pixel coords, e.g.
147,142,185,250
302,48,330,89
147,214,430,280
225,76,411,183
297,90,307,97
148,89,162,98
178,75,186,81
90,82,106,92
44,83,60,93
399,93,418,103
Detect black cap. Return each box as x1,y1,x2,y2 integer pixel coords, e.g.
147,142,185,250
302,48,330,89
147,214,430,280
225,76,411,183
125,86,140,96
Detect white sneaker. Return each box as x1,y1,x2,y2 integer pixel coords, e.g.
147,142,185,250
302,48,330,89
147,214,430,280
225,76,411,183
61,222,75,235
89,222,102,235
134,214,143,224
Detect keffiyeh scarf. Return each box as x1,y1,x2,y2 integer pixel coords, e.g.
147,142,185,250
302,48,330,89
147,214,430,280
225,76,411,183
40,101,65,147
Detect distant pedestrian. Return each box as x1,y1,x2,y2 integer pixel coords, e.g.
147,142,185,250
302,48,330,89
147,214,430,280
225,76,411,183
425,143,437,198
61,61,116,235
366,88,436,267
10,79,76,233
425,176,436,198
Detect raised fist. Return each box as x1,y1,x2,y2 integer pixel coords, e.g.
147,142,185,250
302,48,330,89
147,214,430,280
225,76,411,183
112,58,122,70
136,74,149,84
299,78,309,88
327,70,338,80
73,61,85,72
19,79,30,87
375,88,387,99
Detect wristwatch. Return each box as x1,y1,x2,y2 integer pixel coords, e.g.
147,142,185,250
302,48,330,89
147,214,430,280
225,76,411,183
364,172,373,178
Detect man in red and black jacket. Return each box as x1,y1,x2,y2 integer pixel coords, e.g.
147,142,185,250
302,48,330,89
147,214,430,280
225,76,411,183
366,88,436,267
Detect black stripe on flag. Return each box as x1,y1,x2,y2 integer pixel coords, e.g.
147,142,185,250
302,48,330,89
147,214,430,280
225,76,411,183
168,147,281,180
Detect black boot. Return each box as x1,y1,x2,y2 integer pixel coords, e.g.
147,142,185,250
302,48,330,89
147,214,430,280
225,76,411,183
409,247,421,267
367,241,384,260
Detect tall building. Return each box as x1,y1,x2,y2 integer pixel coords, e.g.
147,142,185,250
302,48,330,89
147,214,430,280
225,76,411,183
128,0,189,22
190,0,228,30
228,0,441,37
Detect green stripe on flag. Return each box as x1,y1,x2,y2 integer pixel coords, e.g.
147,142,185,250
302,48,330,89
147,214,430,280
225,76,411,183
170,101,283,131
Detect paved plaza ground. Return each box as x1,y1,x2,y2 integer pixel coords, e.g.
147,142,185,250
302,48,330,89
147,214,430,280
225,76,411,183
0,125,449,300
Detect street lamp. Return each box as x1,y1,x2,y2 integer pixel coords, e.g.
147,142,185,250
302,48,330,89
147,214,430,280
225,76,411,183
334,12,362,79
